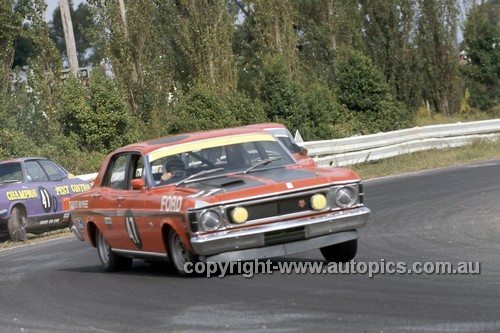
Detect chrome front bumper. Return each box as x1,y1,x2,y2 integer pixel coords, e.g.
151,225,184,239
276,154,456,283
190,206,370,262
71,225,84,241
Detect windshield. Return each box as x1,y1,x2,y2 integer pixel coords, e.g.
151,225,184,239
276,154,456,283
148,134,295,187
0,163,23,184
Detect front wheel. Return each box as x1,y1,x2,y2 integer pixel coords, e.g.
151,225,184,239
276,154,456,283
7,207,28,242
96,229,132,272
168,229,199,276
320,238,357,263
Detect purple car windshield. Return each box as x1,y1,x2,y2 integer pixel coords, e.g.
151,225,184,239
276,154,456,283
0,163,23,184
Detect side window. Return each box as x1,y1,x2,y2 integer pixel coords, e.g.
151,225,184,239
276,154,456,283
39,160,66,181
277,136,300,154
105,155,129,190
129,155,145,187
25,161,48,182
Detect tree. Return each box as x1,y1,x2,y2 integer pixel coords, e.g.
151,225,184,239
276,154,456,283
173,0,237,92
359,0,422,111
1,0,25,93
462,0,499,111
416,0,461,116
333,48,413,134
296,0,362,83
60,69,137,152
88,0,176,132
251,0,300,73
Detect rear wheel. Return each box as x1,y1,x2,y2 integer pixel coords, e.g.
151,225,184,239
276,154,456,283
7,207,28,242
96,229,132,272
168,229,198,276
320,238,357,263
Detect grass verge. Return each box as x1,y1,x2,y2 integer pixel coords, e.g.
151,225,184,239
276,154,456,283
350,139,500,179
415,111,497,127
0,228,72,251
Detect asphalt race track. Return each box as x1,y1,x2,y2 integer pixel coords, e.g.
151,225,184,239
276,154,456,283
1,159,499,333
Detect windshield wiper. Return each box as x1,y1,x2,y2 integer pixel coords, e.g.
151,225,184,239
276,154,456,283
176,167,225,187
242,156,282,174
0,179,21,184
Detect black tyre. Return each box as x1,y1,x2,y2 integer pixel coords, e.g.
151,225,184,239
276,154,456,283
168,229,199,276
7,207,28,242
320,238,358,263
96,229,132,272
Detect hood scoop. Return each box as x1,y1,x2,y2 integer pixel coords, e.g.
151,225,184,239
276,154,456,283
220,180,245,188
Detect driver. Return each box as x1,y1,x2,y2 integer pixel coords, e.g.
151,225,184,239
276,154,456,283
160,155,186,184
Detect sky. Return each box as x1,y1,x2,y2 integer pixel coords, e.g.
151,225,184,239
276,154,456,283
44,0,84,22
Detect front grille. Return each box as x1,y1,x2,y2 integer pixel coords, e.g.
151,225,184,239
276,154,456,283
227,193,324,224
264,226,306,246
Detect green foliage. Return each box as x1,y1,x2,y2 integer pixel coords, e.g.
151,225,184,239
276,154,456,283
173,0,236,92
462,0,499,111
60,69,137,152
36,133,106,175
296,0,363,83
333,48,413,134
258,56,305,131
300,83,339,140
168,84,267,134
258,56,341,140
416,0,461,116
359,0,422,111
2,0,497,177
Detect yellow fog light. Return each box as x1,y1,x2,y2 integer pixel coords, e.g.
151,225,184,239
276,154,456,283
310,193,327,210
231,207,248,224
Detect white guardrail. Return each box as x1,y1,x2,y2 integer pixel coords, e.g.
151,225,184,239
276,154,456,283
76,119,500,181
302,119,500,167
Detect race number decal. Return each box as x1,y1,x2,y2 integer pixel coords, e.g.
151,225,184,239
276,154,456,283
38,187,52,213
125,209,142,249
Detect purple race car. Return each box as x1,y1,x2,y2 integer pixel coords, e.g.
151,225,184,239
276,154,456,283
0,158,91,241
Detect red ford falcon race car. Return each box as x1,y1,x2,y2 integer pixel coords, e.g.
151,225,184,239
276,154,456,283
70,126,370,275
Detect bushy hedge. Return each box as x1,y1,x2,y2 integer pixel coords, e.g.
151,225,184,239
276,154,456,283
167,84,267,134
60,69,138,152
332,48,414,134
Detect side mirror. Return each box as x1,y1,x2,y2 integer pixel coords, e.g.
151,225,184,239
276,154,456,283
131,178,145,190
299,147,308,156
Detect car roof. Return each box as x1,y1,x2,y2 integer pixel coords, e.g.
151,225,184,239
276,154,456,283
113,124,286,156
0,157,48,165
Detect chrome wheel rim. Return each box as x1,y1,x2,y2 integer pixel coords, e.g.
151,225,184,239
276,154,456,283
97,232,110,265
170,232,190,270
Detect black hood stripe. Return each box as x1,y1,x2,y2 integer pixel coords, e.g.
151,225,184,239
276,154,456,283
186,168,318,196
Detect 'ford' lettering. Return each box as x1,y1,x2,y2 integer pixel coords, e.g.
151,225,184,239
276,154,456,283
161,196,182,212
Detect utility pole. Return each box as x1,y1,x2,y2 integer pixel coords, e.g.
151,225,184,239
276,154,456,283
59,0,79,76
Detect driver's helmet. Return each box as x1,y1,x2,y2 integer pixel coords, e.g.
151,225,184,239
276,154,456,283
164,155,185,178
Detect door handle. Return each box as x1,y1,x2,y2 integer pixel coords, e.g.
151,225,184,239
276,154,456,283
91,193,102,198
116,196,125,201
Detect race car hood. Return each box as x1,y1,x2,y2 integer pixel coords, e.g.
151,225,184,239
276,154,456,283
181,166,360,205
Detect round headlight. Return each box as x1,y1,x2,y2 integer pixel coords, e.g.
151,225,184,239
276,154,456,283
310,193,327,210
199,211,221,231
334,187,357,208
231,207,248,224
